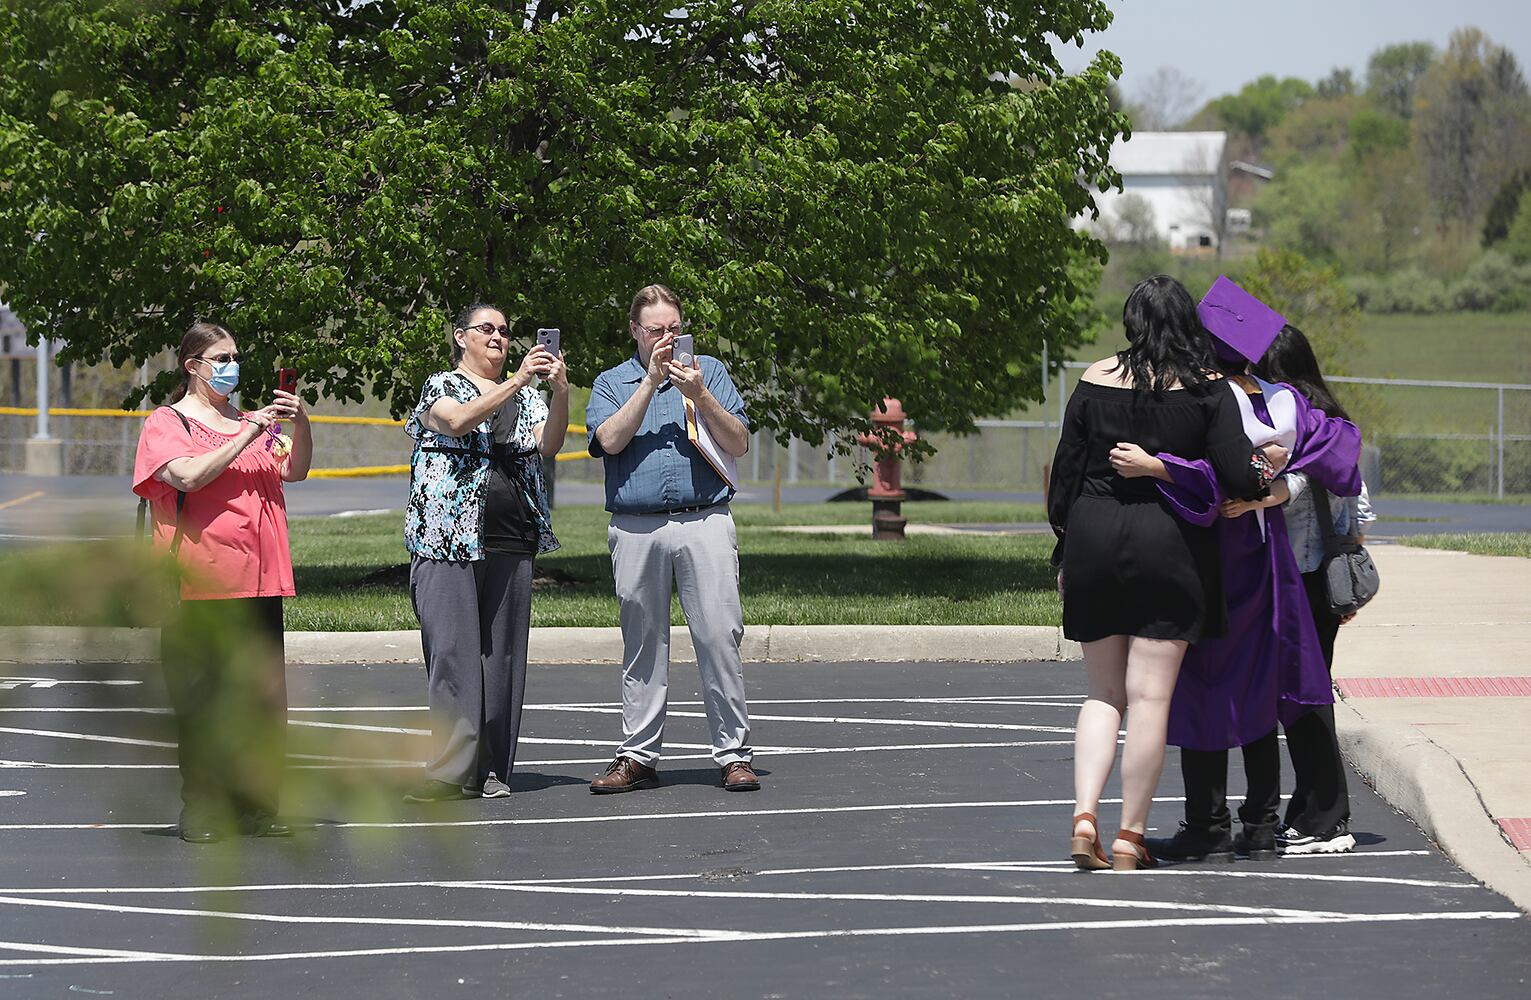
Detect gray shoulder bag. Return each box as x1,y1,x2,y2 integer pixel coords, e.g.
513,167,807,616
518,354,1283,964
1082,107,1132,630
1310,486,1379,615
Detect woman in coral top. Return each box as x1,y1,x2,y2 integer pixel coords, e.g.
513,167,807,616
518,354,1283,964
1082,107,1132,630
132,321,313,843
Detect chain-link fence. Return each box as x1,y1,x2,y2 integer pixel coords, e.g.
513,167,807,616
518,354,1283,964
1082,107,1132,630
4,371,1528,500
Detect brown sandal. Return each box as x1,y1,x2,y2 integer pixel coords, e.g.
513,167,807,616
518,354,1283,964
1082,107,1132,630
1112,829,1158,871
1070,812,1111,871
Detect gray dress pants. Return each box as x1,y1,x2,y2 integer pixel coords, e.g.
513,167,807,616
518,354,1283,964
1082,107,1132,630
607,505,752,767
410,553,534,788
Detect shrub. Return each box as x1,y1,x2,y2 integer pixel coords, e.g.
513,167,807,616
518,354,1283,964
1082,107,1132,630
1348,269,1450,313
1449,251,1531,312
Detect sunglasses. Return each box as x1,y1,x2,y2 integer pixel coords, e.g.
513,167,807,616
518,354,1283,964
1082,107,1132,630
194,353,241,364
461,322,511,337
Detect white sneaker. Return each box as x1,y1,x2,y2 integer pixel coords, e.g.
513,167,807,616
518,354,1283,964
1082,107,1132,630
481,772,512,798
1278,822,1356,855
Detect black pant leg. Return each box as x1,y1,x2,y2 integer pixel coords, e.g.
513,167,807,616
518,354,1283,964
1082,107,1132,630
1284,571,1351,835
160,599,223,820
160,596,286,822
239,597,287,818
1180,748,1232,836
1237,728,1281,829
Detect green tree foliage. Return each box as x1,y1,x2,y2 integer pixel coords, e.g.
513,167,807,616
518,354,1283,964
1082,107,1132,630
1316,68,1356,100
1364,41,1435,119
1482,169,1531,246
1240,248,1359,376
1255,160,1347,261
1345,147,1428,273
1347,108,1410,158
1504,191,1531,265
0,1,1127,446
1413,27,1531,228
1241,247,1386,431
1266,93,1359,160
1203,75,1314,148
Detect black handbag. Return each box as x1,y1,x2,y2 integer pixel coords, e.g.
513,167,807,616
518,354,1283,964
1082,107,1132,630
1310,486,1379,615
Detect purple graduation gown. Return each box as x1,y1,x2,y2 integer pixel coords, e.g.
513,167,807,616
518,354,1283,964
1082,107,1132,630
1156,380,1362,752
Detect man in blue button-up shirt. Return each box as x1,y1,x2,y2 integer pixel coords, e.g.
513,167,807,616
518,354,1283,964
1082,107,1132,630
584,284,759,794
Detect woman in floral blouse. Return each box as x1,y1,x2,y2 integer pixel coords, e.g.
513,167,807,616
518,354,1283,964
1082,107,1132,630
402,303,569,803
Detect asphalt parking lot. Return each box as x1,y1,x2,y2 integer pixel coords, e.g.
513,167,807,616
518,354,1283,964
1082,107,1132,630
1,659,1528,999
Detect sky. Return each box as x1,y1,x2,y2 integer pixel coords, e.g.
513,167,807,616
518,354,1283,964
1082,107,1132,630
1055,0,1531,105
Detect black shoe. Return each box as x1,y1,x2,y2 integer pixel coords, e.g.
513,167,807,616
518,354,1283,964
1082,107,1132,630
178,823,223,844
402,778,472,803
1234,823,1279,861
1149,823,1235,864
239,813,294,838
178,807,228,844
1277,821,1357,855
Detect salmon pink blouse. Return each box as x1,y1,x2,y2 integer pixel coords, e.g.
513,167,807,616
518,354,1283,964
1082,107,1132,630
132,406,295,601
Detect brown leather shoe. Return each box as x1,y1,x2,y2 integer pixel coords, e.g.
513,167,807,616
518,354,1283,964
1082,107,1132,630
721,761,761,792
589,756,659,794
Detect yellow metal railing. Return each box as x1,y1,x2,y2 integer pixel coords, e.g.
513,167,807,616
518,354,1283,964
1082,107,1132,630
1,407,593,475
1,406,405,425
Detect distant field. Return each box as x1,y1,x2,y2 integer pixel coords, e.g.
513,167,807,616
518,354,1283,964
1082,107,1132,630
1335,313,1529,440
1350,313,1530,384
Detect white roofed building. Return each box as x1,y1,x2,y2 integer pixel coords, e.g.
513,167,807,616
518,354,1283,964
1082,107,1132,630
1083,131,1229,253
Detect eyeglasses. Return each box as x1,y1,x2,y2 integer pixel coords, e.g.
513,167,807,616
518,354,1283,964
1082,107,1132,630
194,353,240,364
461,322,510,337
634,321,690,337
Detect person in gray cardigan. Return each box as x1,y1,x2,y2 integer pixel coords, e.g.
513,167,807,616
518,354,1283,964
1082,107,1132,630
1252,326,1375,854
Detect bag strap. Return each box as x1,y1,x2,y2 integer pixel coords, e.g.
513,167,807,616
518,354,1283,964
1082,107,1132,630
1310,482,1336,543
140,407,192,556
1309,484,1359,557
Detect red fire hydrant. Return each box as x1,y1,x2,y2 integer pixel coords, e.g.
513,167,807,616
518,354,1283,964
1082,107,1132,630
857,398,916,540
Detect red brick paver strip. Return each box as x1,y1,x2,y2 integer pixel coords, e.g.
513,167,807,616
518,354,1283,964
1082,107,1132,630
1497,818,1531,851
1336,676,1531,698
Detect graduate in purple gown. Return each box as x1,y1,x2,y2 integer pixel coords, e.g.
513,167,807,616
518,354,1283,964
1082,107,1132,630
1109,277,1361,863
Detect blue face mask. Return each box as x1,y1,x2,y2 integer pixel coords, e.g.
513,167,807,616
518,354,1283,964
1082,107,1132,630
200,360,240,396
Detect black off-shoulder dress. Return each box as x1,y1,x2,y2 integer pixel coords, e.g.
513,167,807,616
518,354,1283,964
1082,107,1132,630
1048,380,1259,644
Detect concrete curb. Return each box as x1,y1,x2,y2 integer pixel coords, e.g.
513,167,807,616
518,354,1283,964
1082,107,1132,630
0,625,1084,666
1336,700,1531,915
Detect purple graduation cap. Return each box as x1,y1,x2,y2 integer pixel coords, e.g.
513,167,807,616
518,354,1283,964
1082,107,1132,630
1197,275,1286,365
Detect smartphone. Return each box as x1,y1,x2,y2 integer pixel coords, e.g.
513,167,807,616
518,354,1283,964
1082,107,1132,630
535,328,561,356
278,367,297,395
672,333,695,368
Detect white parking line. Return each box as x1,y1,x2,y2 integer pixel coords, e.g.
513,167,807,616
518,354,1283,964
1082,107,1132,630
0,895,731,939
0,726,176,749
0,911,1520,968
528,705,1076,734
0,885,1349,922
0,795,1198,832
0,846,1445,899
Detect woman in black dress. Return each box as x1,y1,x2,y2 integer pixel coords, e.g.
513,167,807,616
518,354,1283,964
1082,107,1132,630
1050,275,1263,870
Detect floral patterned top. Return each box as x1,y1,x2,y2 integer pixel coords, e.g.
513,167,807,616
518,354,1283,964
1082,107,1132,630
404,371,558,561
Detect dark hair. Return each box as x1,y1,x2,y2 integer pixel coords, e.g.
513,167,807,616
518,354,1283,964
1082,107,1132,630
168,321,234,402
1113,275,1213,395
450,302,501,365
629,283,683,324
1254,324,1352,422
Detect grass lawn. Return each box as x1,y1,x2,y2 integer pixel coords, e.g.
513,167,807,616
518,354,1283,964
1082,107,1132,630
284,502,1060,631
1351,313,1531,385
1396,532,1531,558
0,500,1062,630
